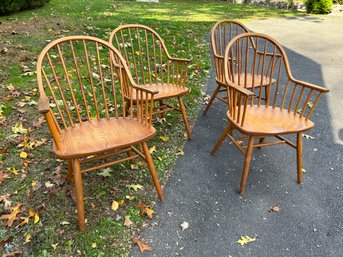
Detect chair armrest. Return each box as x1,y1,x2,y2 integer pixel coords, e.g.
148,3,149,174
218,80,254,97
132,84,159,95
290,78,329,93
38,95,50,114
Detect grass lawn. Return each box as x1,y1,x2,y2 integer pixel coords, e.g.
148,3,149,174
0,0,300,255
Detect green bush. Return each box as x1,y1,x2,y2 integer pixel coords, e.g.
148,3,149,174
333,0,343,5
0,0,50,16
305,0,333,13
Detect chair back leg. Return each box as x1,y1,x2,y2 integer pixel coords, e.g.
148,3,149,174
177,96,192,140
211,124,233,155
67,160,74,183
240,136,254,195
203,83,222,115
158,100,165,118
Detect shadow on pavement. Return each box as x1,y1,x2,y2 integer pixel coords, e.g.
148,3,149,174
129,26,343,257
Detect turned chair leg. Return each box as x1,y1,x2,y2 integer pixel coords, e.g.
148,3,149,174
240,136,254,195
141,142,164,201
203,83,222,116
159,100,165,118
257,137,265,149
72,159,85,231
177,96,192,140
127,149,134,164
67,160,73,183
296,132,303,184
211,124,233,155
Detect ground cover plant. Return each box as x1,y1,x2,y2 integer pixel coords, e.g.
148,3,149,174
0,0,300,255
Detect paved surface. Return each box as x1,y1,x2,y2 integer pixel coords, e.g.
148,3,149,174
130,16,343,257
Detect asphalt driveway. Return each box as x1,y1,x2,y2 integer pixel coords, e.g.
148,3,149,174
130,16,343,257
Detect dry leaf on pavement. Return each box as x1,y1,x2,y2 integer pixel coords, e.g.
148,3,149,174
237,236,256,246
134,238,153,253
269,206,281,212
180,221,189,231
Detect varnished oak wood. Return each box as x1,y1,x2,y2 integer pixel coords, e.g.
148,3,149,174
53,118,156,159
229,106,314,135
72,159,85,231
109,24,192,139
126,84,189,101
296,132,303,184
37,36,164,230
211,33,329,194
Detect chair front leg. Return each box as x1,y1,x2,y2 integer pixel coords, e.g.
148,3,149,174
211,123,233,155
296,132,303,184
203,83,223,115
67,160,73,183
72,158,85,231
141,142,164,201
177,96,192,140
240,136,254,195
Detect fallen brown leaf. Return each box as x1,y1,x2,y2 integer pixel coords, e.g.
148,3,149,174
19,216,30,227
0,236,13,249
124,215,133,227
137,201,154,220
134,238,153,253
269,206,281,212
0,170,10,183
33,138,48,148
0,203,22,227
52,173,66,186
32,117,45,127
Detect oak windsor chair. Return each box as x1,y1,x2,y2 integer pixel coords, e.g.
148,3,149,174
37,36,164,230
109,24,192,139
211,33,329,194
204,20,274,115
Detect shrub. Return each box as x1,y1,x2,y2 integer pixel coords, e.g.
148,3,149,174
305,0,333,13
0,0,50,16
333,0,343,5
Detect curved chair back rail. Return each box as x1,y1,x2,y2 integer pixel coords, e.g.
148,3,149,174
37,36,164,230
211,32,329,194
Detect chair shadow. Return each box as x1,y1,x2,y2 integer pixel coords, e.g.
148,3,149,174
129,18,343,257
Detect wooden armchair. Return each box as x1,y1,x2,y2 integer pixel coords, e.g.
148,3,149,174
204,20,275,115
109,24,192,139
37,36,164,231
211,33,329,194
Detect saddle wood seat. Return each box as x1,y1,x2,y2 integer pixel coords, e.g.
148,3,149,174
228,106,314,135
53,118,156,159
